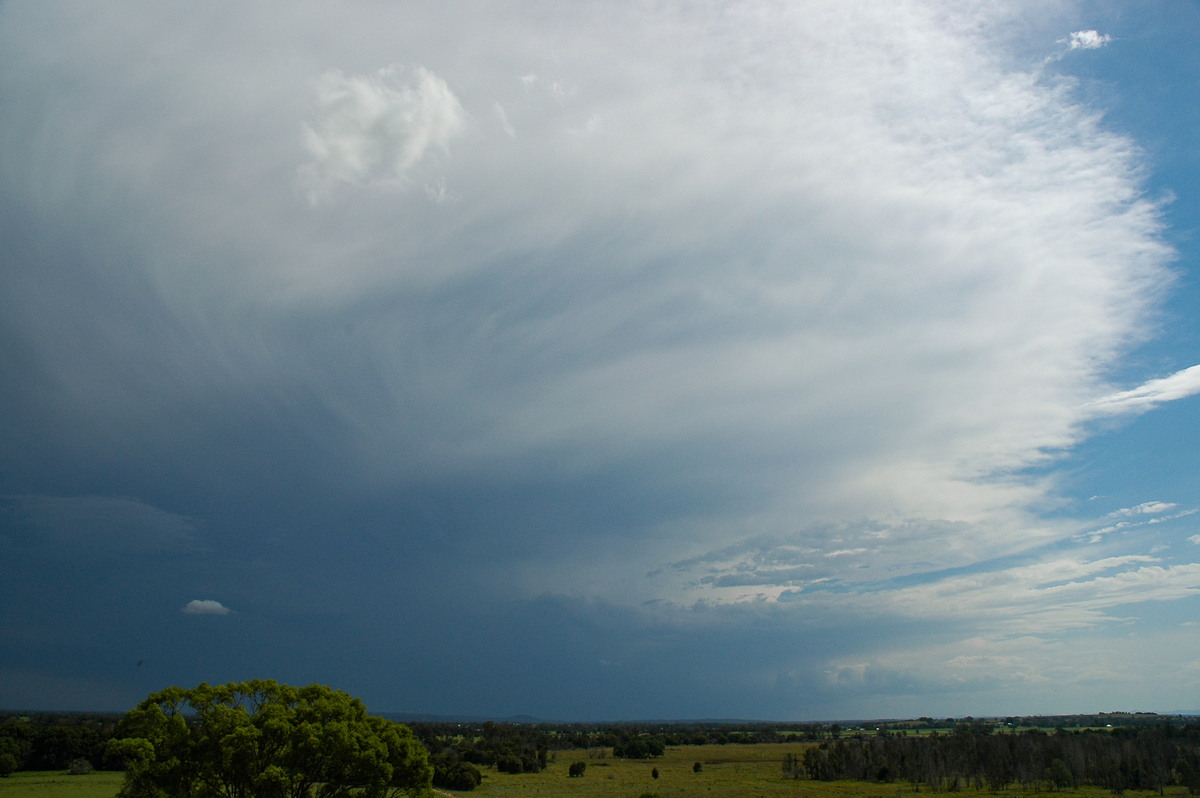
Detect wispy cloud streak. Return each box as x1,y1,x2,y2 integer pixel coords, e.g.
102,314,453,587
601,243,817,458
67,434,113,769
1086,364,1200,416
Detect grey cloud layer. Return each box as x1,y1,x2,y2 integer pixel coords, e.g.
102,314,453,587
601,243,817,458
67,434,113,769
1,0,1197,717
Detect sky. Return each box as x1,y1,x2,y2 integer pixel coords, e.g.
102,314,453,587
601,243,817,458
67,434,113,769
2,0,1200,722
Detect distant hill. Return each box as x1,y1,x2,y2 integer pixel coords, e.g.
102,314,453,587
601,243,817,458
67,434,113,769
380,711,1200,727
379,712,553,724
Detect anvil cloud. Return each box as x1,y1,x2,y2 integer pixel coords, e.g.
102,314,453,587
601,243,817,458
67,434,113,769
2,0,1199,720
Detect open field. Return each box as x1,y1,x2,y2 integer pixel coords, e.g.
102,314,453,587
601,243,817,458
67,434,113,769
0,747,1190,798
450,744,1183,798
0,772,122,798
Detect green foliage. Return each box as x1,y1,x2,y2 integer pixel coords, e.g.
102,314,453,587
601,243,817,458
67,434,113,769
802,745,835,781
1177,757,1200,796
1044,757,1074,790
569,761,587,777
0,716,118,773
0,733,25,777
611,736,664,759
693,761,702,773
106,679,431,798
777,723,1200,794
431,758,482,791
417,720,548,775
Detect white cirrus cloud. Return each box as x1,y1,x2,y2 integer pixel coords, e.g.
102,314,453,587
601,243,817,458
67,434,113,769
299,64,464,202
182,599,232,616
1078,503,1197,543
1085,364,1200,416
1113,501,1178,517
784,555,1200,638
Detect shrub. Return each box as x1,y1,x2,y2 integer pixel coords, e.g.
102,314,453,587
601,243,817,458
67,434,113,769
68,758,93,775
434,761,482,791
496,754,524,774
569,761,587,777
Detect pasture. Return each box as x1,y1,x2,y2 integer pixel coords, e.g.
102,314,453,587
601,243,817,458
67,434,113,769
450,744,1164,798
0,771,122,797
0,745,1181,798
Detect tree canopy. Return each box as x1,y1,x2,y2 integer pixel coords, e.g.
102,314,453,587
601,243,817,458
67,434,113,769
106,680,431,798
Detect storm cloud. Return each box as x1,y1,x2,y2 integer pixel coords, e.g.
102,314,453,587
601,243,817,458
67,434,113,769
2,0,1198,720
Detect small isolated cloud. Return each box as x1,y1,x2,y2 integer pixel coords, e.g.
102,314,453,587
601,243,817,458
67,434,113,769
299,64,464,201
182,599,231,615
1113,501,1177,517
1067,30,1113,50
1046,30,1114,63
1189,535,1200,546
1086,365,1200,416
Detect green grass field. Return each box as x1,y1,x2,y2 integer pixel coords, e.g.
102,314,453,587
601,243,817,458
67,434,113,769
451,745,1174,798
474,743,806,798
0,771,122,798
0,747,1185,798
468,744,920,798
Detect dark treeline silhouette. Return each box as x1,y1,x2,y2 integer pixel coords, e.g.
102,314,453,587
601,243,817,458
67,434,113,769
7,707,1200,797
0,713,124,774
409,720,828,763
411,720,546,790
876,713,1188,734
792,723,1200,794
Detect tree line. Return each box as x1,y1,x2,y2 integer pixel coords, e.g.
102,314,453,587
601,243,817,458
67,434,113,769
0,710,973,779
410,720,548,791
787,723,1200,794
7,696,1200,797
0,713,123,776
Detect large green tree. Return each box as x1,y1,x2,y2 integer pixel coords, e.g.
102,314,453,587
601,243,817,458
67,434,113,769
107,680,431,798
